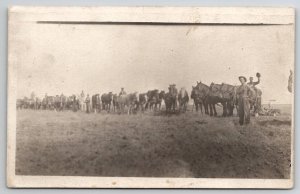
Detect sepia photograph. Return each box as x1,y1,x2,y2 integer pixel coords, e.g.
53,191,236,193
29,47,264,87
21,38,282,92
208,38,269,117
7,6,294,188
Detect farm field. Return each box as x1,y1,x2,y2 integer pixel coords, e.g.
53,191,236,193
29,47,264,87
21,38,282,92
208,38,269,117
16,105,292,178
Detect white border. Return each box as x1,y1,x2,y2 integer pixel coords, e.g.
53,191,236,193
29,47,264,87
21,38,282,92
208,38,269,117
7,6,295,188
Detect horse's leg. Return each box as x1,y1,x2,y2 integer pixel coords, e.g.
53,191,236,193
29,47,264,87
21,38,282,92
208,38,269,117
213,104,217,116
173,100,176,113
204,102,209,115
228,102,234,116
208,104,212,116
200,103,203,115
222,102,227,117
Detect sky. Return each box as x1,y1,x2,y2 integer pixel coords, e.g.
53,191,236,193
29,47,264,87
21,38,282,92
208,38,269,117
15,22,294,104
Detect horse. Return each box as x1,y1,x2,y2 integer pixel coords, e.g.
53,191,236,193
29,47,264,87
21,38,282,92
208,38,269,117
178,88,189,112
101,92,113,112
146,90,159,110
35,97,42,110
138,93,148,112
116,92,139,114
209,82,236,117
164,84,178,113
71,95,79,112
195,81,211,115
46,96,56,110
157,91,165,110
41,97,47,110
16,99,24,110
112,94,119,112
54,95,61,111
191,86,204,114
92,94,101,113
59,94,67,111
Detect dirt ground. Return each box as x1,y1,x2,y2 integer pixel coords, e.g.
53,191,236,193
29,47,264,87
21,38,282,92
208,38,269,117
15,106,292,178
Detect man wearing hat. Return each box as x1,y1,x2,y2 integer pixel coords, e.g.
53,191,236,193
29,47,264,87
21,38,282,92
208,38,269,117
119,88,127,96
248,73,262,115
237,76,251,125
85,94,91,113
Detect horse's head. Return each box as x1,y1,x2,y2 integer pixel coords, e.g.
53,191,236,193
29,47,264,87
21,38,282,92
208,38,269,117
159,90,165,99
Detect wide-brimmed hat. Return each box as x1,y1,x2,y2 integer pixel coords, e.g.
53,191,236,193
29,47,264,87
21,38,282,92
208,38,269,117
238,76,247,82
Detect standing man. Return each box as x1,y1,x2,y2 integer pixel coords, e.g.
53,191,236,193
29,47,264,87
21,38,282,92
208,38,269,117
44,93,48,109
85,94,91,113
80,90,86,112
247,75,260,88
237,76,251,125
247,73,262,115
72,95,77,112
119,88,127,96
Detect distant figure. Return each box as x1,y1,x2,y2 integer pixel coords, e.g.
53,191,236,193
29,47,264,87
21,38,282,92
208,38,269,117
237,76,251,125
72,95,78,112
85,94,91,113
288,70,293,93
55,95,60,111
119,88,127,96
44,93,48,109
80,90,86,112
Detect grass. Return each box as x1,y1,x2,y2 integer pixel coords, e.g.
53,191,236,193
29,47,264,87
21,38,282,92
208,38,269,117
16,108,292,178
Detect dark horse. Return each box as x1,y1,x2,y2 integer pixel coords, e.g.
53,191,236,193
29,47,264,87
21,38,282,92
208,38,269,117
195,81,237,117
164,84,178,113
194,82,212,115
101,92,113,112
209,83,236,116
146,90,165,111
191,86,204,114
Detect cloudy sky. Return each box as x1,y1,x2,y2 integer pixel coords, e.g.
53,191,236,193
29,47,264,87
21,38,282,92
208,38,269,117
16,22,294,104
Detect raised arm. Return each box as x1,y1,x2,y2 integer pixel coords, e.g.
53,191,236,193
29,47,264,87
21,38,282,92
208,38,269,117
253,77,260,86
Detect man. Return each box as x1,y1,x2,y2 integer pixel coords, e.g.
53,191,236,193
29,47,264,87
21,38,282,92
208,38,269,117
119,88,127,96
237,76,251,125
72,95,78,112
80,90,86,112
44,93,48,109
85,94,91,113
247,73,262,115
247,76,260,88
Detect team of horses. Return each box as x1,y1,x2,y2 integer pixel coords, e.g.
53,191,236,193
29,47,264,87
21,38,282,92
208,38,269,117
16,82,262,116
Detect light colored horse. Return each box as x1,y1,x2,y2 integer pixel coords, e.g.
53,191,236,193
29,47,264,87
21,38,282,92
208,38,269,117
117,92,139,114
178,87,189,112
